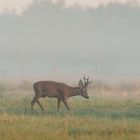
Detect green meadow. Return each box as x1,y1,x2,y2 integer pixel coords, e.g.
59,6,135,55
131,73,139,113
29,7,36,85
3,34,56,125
0,80,140,140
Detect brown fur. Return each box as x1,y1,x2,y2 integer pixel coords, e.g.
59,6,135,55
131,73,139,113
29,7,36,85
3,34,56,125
31,78,91,113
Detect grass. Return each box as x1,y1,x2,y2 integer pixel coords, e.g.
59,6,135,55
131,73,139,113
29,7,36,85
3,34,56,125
0,80,140,140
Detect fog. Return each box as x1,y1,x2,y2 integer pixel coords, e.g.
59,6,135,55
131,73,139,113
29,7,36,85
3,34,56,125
0,1,140,80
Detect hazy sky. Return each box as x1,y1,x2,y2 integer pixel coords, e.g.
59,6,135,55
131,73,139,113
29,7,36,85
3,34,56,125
0,0,140,14
0,0,140,80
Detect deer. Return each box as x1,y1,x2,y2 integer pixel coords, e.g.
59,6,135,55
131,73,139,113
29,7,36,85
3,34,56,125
31,76,92,113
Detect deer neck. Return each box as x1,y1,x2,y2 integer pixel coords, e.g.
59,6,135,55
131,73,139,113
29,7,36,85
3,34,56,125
68,87,81,97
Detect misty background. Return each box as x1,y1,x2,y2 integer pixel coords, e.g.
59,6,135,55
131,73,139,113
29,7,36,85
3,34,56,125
0,1,140,81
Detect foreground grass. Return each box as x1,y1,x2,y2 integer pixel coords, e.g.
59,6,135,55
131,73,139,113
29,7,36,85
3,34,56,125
0,113,140,140
0,95,140,140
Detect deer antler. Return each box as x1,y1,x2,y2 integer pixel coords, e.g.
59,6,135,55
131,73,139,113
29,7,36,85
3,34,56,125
83,75,86,86
83,75,92,86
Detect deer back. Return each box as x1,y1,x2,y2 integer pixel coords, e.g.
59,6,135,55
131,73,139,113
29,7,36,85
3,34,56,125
33,81,73,98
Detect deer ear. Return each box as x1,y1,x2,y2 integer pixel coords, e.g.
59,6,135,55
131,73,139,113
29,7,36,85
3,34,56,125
79,80,84,89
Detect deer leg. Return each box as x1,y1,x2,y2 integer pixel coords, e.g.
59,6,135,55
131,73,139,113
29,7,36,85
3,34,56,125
62,98,70,112
37,100,45,114
31,96,37,113
57,98,61,112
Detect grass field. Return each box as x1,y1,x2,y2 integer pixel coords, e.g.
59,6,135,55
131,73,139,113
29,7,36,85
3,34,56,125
0,80,140,140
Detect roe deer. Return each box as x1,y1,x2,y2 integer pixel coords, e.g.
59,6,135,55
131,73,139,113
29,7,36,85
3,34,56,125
31,76,92,113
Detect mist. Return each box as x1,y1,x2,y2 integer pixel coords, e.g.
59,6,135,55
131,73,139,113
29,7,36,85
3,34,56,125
0,1,140,80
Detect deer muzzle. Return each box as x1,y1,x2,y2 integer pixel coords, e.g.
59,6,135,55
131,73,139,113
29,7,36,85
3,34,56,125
85,96,89,99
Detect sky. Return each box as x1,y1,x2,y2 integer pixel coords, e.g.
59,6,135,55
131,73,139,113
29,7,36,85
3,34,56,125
0,0,140,14
0,0,140,81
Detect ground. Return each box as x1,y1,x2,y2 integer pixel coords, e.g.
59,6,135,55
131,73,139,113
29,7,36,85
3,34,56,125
0,80,140,140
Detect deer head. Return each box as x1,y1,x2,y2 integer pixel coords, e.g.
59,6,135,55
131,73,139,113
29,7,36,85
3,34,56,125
78,75,92,99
